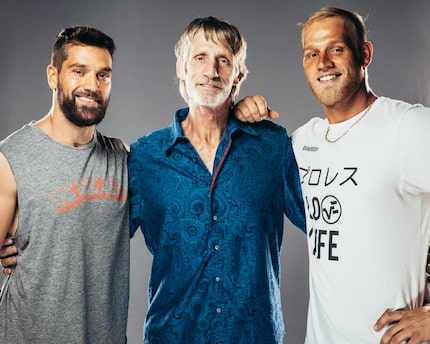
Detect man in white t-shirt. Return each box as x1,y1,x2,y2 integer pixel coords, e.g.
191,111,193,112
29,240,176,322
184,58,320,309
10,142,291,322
235,7,430,344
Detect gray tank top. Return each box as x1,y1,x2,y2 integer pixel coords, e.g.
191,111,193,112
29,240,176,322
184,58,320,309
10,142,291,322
0,122,130,344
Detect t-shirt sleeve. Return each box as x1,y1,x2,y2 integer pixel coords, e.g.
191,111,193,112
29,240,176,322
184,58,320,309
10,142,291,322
398,105,430,193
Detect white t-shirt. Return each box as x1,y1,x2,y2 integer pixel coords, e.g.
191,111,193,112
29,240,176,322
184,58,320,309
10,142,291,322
292,97,430,343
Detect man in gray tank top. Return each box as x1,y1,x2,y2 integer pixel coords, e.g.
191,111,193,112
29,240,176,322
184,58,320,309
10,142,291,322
0,27,130,344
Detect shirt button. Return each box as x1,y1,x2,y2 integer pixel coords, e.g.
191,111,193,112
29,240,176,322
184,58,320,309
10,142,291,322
215,276,220,282
213,215,218,221
216,307,222,313
214,244,220,251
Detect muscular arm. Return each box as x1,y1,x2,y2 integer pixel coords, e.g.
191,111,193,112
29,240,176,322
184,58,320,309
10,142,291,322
0,151,18,248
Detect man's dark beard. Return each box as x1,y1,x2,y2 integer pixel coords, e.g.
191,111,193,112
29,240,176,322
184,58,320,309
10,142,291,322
58,85,109,127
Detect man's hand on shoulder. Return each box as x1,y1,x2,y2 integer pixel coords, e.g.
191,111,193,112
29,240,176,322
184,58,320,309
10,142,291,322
234,95,279,123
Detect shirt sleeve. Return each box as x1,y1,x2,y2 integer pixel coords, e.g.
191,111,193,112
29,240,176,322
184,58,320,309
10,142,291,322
282,128,306,233
398,105,430,193
128,143,142,238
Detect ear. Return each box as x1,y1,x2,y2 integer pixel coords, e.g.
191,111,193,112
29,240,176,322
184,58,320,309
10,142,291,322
176,58,186,80
47,64,58,90
233,72,244,86
362,41,373,68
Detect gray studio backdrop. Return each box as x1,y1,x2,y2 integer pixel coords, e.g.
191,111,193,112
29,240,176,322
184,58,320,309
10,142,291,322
1,0,429,343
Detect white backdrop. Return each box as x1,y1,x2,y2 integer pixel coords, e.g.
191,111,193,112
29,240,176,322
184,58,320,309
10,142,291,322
1,1,429,342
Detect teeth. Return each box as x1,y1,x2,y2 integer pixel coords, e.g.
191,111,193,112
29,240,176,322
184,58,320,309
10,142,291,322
319,75,337,82
79,96,96,103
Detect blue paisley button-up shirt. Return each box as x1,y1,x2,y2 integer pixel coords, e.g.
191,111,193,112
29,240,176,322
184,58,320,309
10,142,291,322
128,108,306,344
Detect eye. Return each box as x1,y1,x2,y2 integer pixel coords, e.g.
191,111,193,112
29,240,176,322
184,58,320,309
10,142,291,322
219,57,230,66
98,72,111,81
305,51,318,60
330,47,344,55
73,69,83,76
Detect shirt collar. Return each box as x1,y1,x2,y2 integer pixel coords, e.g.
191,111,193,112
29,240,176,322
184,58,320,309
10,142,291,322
165,107,258,153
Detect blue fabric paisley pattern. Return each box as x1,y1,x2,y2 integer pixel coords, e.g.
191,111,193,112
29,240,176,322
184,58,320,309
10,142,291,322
128,108,306,344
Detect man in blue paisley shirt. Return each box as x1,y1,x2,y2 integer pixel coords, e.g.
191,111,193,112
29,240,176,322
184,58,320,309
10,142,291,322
128,17,305,343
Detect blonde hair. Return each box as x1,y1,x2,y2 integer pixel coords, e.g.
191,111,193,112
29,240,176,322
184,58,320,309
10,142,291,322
175,16,248,103
300,7,368,65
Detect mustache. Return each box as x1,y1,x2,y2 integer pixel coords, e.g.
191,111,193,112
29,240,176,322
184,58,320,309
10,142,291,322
197,77,224,88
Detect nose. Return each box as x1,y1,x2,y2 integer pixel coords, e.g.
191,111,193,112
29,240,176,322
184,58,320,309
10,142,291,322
203,58,220,79
317,51,334,70
83,72,100,91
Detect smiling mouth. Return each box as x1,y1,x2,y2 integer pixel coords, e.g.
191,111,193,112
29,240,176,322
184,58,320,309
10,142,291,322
75,91,101,105
199,83,222,89
318,74,340,82
76,97,100,108
79,96,97,102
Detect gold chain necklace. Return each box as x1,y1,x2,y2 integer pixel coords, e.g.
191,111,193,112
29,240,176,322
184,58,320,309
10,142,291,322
325,102,374,143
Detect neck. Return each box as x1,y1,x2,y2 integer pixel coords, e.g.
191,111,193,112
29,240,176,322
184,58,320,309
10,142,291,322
182,102,231,144
36,106,96,147
325,89,377,124
181,101,231,174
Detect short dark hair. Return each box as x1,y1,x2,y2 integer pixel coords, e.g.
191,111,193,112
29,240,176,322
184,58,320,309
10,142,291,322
51,26,115,71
